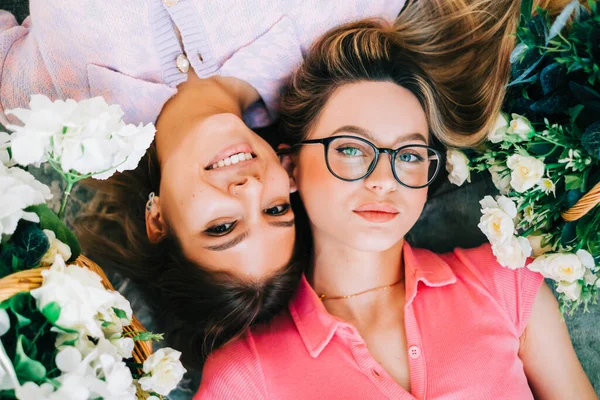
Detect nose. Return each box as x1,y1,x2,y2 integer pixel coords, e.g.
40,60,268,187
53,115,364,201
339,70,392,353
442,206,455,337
364,155,397,194
229,175,262,198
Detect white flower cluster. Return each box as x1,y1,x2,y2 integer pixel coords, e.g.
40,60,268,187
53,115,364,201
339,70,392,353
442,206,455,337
445,149,471,186
5,95,155,179
0,254,186,399
0,163,52,238
478,195,598,301
528,250,598,302
478,195,533,270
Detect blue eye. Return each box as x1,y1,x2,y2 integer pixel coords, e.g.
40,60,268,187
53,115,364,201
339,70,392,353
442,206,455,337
337,147,364,157
397,152,424,163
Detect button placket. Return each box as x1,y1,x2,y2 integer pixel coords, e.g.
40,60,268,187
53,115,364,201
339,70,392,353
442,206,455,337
404,304,427,399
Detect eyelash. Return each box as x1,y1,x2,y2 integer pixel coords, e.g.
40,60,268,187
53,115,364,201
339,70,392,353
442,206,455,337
204,203,291,236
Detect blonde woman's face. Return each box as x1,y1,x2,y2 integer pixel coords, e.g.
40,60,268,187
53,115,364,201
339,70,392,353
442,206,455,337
294,81,429,252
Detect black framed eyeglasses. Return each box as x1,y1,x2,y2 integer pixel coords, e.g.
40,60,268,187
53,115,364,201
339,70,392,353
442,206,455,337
280,135,443,189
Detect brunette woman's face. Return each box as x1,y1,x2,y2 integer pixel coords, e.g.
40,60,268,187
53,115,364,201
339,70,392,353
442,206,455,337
149,79,296,279
292,81,430,252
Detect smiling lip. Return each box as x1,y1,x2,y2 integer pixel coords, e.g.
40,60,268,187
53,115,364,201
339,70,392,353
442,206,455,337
353,203,399,223
206,143,254,169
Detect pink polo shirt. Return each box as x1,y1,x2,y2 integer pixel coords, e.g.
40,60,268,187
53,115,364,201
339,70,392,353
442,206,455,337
195,242,544,399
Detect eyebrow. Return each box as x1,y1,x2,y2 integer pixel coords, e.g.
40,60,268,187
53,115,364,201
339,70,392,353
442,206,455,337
203,219,295,251
331,125,428,145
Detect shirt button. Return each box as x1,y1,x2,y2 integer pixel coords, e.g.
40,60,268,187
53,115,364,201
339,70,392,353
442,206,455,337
176,54,190,73
163,0,179,6
409,345,421,359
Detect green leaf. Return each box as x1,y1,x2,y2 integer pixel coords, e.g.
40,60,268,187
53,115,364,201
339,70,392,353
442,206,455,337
540,62,563,95
131,331,164,342
582,121,600,159
112,308,127,320
24,204,80,261
521,0,534,21
41,302,61,325
14,336,46,383
565,175,583,190
561,221,578,247
9,293,32,329
10,222,49,268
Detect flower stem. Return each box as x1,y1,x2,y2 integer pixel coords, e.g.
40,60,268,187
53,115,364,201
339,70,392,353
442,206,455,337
58,179,75,220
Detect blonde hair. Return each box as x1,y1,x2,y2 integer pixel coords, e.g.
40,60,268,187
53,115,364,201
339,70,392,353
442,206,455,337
281,0,523,148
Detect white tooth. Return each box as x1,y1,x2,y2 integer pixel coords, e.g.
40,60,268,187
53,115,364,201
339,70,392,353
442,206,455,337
217,160,225,167
231,154,240,164
224,158,232,166
212,163,218,169
245,152,252,160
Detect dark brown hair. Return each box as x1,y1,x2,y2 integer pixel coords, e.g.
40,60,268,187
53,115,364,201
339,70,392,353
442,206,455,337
76,144,303,370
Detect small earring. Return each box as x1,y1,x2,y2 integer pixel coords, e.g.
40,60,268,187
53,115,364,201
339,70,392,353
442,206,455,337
146,192,155,211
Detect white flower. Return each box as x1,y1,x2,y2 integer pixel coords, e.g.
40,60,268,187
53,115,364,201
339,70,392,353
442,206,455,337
110,336,135,359
527,252,587,282
507,113,534,141
478,195,517,245
0,132,14,167
506,154,545,193
538,177,556,195
556,281,583,302
0,309,9,337
488,112,509,143
15,382,55,400
584,269,599,287
56,347,83,374
6,95,155,180
576,249,596,269
30,254,120,338
558,149,592,171
492,235,532,269
40,229,72,265
445,149,471,186
50,372,91,400
88,354,136,400
139,348,187,396
489,165,511,194
527,235,552,257
0,164,52,238
6,95,78,166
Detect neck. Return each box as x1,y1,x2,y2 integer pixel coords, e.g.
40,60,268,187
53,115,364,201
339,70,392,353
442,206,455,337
308,231,405,324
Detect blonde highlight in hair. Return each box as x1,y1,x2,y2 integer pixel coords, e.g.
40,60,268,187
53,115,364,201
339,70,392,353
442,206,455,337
281,0,524,148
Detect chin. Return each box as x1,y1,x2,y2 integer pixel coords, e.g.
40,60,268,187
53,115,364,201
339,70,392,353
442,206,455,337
346,235,404,253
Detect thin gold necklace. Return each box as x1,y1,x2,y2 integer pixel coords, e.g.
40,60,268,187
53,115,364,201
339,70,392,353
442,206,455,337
319,279,403,301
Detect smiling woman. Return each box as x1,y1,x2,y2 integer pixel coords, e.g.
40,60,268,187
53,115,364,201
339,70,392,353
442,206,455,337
77,75,303,370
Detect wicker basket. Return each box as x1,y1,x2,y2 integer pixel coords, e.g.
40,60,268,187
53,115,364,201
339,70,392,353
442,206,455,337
561,181,600,222
0,255,152,365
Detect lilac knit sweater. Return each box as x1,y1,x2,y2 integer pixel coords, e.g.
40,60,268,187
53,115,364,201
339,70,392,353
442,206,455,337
0,0,404,127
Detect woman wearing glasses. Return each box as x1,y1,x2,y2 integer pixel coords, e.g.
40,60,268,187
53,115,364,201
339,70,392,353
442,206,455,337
196,16,595,400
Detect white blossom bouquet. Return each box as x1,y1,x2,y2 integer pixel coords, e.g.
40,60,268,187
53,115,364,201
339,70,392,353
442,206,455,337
0,95,187,398
445,0,600,314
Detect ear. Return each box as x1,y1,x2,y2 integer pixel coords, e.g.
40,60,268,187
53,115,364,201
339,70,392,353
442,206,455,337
278,144,298,193
145,196,168,244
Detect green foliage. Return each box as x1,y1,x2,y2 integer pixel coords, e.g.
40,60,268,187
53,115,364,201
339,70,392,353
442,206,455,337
0,222,49,278
26,204,81,261
468,0,600,314
0,293,62,387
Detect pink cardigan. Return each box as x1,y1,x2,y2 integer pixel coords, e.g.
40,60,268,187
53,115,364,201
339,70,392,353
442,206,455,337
196,243,544,399
0,0,404,127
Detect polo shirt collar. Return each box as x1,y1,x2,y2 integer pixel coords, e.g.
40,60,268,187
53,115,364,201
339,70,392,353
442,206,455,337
289,241,457,358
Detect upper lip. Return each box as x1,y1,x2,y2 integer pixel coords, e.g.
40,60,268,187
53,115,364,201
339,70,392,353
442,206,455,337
353,203,399,213
205,143,255,169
